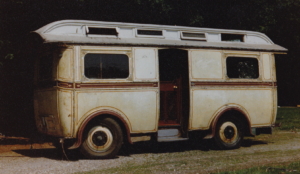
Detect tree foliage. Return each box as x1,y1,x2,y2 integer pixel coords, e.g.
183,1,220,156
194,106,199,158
0,0,300,136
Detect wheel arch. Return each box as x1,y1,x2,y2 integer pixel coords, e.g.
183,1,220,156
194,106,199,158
69,108,132,149
210,105,253,138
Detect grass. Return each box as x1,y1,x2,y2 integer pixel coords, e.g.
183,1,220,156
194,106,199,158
216,161,300,174
76,108,300,174
78,146,300,174
276,107,300,131
216,107,300,174
77,131,300,174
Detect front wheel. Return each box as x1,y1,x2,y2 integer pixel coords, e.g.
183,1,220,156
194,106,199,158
80,117,123,159
213,117,244,150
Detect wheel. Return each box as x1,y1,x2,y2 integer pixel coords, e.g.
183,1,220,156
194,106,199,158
213,117,244,150
80,117,123,159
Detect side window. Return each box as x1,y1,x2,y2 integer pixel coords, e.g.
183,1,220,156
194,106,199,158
226,57,259,79
84,53,129,79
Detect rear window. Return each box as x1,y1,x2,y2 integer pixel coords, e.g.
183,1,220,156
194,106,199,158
84,54,129,79
226,57,259,79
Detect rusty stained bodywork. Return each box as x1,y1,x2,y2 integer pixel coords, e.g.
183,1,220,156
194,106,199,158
34,45,279,148
33,20,285,152
35,46,279,144
35,45,161,146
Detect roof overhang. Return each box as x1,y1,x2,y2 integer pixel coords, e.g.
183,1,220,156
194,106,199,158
34,20,288,53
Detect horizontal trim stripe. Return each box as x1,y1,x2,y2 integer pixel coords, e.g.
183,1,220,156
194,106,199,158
40,81,276,89
191,82,276,87
57,82,158,88
57,82,73,88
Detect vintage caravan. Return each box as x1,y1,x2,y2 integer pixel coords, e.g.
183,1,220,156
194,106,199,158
33,20,287,159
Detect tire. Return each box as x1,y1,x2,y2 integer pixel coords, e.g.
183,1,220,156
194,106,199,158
213,117,244,150
80,117,123,159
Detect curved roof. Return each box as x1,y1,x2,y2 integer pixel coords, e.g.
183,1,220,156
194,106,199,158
34,20,287,52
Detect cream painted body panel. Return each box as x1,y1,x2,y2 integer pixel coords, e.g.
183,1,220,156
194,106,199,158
262,53,272,81
190,88,274,130
74,90,159,133
190,50,223,80
57,48,73,82
189,50,277,131
73,46,159,134
133,48,158,81
57,90,73,136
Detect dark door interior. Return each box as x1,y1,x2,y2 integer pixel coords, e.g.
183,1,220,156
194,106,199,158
158,49,189,127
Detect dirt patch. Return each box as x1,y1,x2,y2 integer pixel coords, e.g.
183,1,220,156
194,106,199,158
0,131,299,174
0,136,52,153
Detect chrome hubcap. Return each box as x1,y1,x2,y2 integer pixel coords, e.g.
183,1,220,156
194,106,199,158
87,126,113,152
219,121,238,144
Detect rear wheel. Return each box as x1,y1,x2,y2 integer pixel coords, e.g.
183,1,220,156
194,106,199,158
214,117,244,149
80,117,123,159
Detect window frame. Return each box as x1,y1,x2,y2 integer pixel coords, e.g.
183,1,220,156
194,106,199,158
86,26,119,38
224,52,261,81
135,29,165,39
80,48,132,82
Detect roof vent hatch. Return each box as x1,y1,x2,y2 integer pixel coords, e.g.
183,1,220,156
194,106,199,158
221,33,244,42
86,26,118,36
181,32,206,41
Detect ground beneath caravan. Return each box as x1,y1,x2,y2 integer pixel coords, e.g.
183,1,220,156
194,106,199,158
0,130,300,174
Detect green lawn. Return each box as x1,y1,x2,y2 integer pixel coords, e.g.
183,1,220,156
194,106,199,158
217,161,300,174
76,108,300,174
217,107,300,174
276,107,300,131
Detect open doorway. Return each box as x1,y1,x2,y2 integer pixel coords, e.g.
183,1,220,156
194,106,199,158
158,49,189,127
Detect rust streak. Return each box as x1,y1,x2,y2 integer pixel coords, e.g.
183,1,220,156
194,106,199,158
76,82,158,88
57,82,74,88
191,82,277,87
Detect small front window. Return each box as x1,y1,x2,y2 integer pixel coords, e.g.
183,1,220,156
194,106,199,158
84,54,129,79
226,57,259,79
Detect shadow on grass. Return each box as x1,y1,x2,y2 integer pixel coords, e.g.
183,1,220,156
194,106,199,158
11,137,268,161
13,148,81,161
241,138,268,147
119,140,210,157
118,137,268,157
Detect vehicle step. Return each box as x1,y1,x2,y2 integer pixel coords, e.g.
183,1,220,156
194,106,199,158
157,128,188,142
158,129,179,137
158,137,188,142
